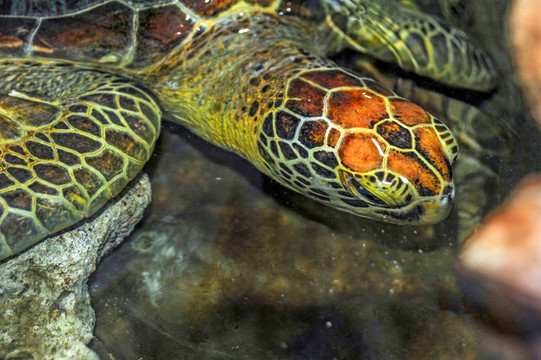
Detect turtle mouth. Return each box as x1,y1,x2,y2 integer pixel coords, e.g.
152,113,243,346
340,171,390,208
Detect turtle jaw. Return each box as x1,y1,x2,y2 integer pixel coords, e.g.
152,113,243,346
346,191,455,226
339,169,456,225
405,185,455,225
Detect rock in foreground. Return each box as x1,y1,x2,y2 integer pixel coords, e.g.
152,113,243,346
0,174,151,360
510,0,541,128
459,175,541,331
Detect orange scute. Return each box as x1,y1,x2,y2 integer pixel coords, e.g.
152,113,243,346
338,133,386,173
286,78,326,117
327,89,389,129
387,149,440,196
389,98,431,126
414,127,452,181
327,128,341,148
301,70,362,89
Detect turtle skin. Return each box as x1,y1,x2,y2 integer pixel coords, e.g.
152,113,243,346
0,0,496,260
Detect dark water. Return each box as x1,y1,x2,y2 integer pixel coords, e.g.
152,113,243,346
87,0,541,359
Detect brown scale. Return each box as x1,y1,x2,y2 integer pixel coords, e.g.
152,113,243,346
311,162,335,179
274,111,300,140
375,120,413,149
0,18,38,57
248,101,260,117
1,189,32,211
302,70,363,89
118,96,138,112
105,129,147,159
122,112,156,144
0,95,60,129
314,150,339,168
386,150,440,196
33,163,71,185
58,149,81,166
339,133,386,173
67,115,102,137
50,132,102,153
327,128,341,148
413,127,452,182
73,168,104,197
85,149,125,181
327,89,389,129
28,182,58,196
62,185,87,211
33,197,81,235
285,78,326,117
80,93,118,110
133,5,195,67
292,144,308,159
183,0,273,17
32,1,134,62
7,168,33,184
389,98,431,126
26,141,54,159
298,120,327,149
278,142,297,160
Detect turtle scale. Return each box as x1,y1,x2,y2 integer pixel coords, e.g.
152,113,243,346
33,1,134,62
0,0,304,67
183,0,275,17
0,0,497,260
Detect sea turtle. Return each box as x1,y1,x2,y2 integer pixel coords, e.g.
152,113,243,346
0,0,496,260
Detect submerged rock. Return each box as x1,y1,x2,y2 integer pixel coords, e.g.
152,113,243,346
0,174,151,360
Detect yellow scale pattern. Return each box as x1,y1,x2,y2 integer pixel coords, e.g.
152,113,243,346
0,60,161,259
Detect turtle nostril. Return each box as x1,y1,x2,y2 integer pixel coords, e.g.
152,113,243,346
440,185,455,205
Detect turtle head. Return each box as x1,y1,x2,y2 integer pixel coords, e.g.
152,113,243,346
256,69,457,225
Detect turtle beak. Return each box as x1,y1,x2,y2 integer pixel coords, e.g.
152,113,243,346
416,184,455,224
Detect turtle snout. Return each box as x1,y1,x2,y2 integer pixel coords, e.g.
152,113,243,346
440,184,455,207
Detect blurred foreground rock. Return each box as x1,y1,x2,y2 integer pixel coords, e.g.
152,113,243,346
0,174,151,360
509,0,541,128
459,175,541,358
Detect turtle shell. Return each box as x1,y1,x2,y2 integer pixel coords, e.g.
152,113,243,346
0,0,307,68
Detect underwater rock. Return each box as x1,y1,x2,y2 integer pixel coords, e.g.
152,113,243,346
0,174,151,360
459,175,541,332
509,0,541,128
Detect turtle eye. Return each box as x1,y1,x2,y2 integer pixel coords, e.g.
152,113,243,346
346,174,388,206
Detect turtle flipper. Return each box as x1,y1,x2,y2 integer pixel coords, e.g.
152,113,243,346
0,59,161,260
322,0,497,91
